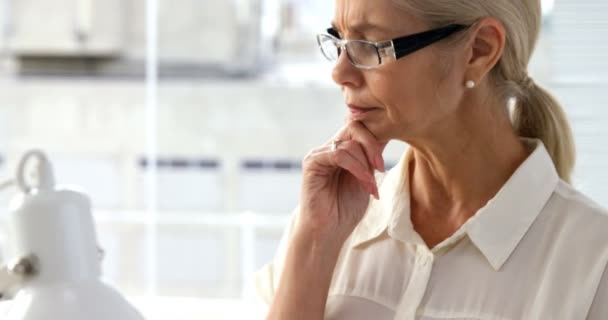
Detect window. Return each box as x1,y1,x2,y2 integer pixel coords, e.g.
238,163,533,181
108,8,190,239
0,0,606,318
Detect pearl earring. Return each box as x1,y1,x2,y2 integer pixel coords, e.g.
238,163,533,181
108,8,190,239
465,80,476,89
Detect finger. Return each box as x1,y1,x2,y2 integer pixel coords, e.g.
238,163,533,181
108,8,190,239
338,140,375,181
339,121,388,172
330,148,378,199
339,142,379,198
348,121,388,172
307,145,377,198
307,140,375,183
307,145,332,157
310,147,374,183
304,143,379,199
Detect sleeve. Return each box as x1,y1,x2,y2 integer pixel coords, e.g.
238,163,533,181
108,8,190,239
255,207,300,305
587,262,608,319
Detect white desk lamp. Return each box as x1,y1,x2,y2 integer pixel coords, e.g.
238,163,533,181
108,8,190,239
0,150,144,320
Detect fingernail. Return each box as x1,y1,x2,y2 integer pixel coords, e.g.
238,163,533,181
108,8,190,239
368,172,376,184
366,181,375,195
375,155,385,172
366,181,377,199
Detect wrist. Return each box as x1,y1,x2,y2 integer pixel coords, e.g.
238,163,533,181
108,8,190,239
267,217,346,320
292,223,347,259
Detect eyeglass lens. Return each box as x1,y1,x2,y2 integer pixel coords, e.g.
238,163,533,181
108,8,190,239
318,35,380,67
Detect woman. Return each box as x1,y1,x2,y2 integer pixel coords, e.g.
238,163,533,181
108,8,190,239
256,0,608,319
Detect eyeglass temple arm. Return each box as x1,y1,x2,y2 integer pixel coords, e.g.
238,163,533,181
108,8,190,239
392,24,467,59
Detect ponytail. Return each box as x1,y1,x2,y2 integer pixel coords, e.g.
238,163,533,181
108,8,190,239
512,80,576,183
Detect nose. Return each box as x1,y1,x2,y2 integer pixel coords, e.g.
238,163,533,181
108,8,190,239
331,48,364,89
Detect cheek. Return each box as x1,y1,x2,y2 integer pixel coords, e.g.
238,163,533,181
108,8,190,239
363,55,457,139
369,64,439,121
363,73,428,140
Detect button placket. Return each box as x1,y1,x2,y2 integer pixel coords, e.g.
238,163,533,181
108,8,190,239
395,246,434,319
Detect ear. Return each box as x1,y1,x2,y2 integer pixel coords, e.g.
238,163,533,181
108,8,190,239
463,17,506,84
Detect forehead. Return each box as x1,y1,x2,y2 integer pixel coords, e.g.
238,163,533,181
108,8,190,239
333,0,424,33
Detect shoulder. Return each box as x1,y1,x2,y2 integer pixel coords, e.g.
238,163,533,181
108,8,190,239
551,180,608,223
539,180,608,253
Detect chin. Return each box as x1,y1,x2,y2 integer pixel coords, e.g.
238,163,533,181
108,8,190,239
362,121,392,144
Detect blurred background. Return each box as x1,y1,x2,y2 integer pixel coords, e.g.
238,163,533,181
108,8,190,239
0,0,606,318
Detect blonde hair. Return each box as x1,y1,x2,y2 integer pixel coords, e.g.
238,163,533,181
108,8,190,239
393,0,576,183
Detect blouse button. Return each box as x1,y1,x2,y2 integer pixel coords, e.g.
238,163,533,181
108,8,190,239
418,254,433,267
421,258,429,267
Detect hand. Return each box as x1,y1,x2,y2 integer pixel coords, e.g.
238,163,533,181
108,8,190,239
298,120,387,245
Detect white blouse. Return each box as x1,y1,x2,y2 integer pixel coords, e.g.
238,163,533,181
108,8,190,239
256,140,608,319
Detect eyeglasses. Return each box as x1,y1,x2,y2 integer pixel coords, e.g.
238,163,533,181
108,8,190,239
316,24,468,69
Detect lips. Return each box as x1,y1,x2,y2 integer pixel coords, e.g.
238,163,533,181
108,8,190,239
347,104,381,117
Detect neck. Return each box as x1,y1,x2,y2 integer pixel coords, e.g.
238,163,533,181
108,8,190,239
406,102,529,223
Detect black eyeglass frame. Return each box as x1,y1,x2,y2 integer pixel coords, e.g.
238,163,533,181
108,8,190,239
317,24,468,69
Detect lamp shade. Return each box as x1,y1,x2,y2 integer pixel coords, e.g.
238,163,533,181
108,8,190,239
2,150,144,320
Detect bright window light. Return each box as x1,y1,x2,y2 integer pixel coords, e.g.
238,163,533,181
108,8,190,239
542,0,555,17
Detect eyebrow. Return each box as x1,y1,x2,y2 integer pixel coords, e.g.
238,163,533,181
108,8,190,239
330,20,386,35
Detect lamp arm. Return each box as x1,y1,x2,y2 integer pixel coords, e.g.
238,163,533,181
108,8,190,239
0,265,18,301
0,180,15,300
0,254,39,301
